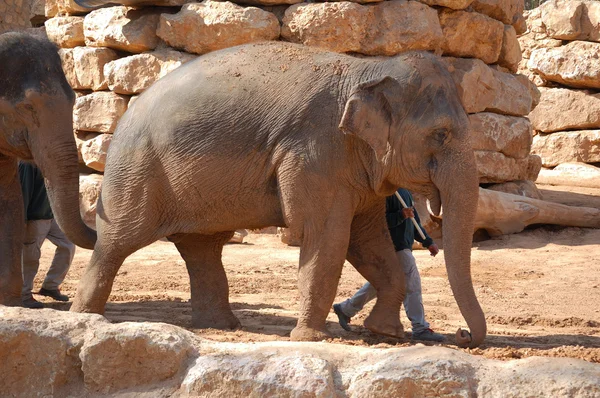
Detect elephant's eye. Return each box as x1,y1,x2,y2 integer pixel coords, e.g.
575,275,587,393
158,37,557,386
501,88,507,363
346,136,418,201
431,128,451,147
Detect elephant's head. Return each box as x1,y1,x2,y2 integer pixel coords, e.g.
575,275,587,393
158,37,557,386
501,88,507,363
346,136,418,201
0,33,96,249
339,52,485,348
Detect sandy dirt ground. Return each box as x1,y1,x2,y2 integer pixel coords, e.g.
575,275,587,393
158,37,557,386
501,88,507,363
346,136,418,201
32,184,600,362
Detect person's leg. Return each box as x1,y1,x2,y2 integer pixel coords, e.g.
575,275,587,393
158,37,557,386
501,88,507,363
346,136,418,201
42,219,76,291
338,282,378,318
399,249,444,342
399,249,430,333
22,219,52,307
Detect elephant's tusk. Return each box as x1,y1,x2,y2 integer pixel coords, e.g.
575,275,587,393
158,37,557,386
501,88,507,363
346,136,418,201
455,328,472,348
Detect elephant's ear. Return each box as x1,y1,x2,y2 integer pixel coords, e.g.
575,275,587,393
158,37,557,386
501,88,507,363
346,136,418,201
339,76,399,161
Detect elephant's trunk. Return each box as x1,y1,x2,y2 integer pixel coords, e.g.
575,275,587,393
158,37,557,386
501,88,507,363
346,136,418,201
436,154,486,348
29,118,97,250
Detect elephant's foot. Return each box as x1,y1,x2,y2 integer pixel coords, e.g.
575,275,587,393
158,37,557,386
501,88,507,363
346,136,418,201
69,297,106,314
290,325,331,341
364,313,405,339
192,310,241,330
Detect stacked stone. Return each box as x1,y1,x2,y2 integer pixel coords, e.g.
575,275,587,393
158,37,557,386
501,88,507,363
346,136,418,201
0,0,44,34
42,0,539,221
519,0,600,185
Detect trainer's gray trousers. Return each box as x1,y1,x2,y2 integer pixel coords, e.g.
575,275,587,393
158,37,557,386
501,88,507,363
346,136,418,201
22,219,75,299
338,249,430,334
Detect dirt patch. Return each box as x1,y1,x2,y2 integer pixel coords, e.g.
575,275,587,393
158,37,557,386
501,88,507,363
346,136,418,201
33,184,600,362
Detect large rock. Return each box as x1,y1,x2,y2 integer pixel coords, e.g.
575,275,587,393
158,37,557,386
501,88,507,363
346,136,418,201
73,92,129,134
80,134,112,172
75,47,120,91
470,0,522,24
45,0,95,17
439,9,504,64
235,0,303,4
498,24,521,73
157,1,280,56
79,173,103,227
282,0,444,56
528,41,600,90
58,48,78,90
469,113,532,159
1,307,600,397
84,6,161,53
540,0,584,40
104,48,196,95
532,130,600,167
517,31,563,60
44,16,84,48
528,88,600,133
475,151,542,183
536,162,600,189
446,57,536,116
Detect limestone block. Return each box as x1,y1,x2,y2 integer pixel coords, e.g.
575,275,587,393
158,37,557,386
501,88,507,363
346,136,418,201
528,88,600,133
58,48,78,89
73,47,119,91
44,16,84,48
282,0,443,56
498,24,521,73
75,131,98,163
469,113,532,159
582,1,600,42
528,41,600,90
84,6,161,53
486,180,543,200
517,31,562,60
104,48,196,95
512,13,527,35
73,92,129,133
446,57,535,116
439,9,504,64
536,162,600,189
235,0,303,5
50,0,96,16
0,307,108,398
470,0,522,24
80,134,112,172
45,0,58,17
182,354,336,396
80,323,195,393
157,1,280,56
532,130,600,167
79,173,102,227
540,0,584,40
475,151,542,183
228,229,248,243
524,7,545,34
417,0,473,10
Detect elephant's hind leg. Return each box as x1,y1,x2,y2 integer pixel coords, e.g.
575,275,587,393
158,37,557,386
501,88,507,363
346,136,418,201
170,232,240,330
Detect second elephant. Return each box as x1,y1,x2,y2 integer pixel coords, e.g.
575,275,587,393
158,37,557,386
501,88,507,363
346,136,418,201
71,42,486,348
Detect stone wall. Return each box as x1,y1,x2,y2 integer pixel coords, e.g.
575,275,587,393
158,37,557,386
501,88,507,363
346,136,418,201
40,0,539,223
519,0,600,178
2,307,599,397
0,0,45,34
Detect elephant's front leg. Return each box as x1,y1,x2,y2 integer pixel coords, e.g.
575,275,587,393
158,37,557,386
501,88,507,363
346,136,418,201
0,157,25,306
288,195,354,342
346,203,406,339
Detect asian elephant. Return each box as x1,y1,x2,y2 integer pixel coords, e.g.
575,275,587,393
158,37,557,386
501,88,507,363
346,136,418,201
71,42,486,348
0,33,97,306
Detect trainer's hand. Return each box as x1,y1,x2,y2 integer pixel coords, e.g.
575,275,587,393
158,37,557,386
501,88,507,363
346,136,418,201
401,207,415,219
428,243,439,257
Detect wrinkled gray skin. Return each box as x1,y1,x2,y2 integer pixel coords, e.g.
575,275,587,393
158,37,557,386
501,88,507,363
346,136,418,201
71,42,485,348
0,33,97,306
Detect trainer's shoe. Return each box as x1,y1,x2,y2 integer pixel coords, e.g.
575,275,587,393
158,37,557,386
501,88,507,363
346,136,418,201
333,303,352,331
22,297,44,309
38,288,69,302
412,328,445,342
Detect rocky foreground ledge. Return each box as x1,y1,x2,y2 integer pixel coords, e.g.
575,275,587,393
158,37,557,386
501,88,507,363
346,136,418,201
1,307,598,397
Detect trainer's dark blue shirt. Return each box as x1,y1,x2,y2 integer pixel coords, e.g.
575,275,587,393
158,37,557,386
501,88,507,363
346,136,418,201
385,189,433,251
19,162,53,221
